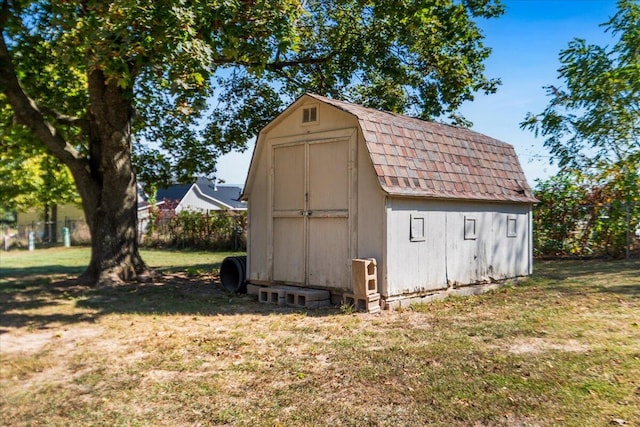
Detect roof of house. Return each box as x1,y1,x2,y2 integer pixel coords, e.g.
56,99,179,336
307,93,538,203
156,178,246,210
193,178,246,210
155,183,191,204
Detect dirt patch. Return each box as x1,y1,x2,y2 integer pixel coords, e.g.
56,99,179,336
507,337,590,354
1,330,57,354
1,326,104,355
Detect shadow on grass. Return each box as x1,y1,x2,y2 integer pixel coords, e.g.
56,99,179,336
4,259,637,333
0,269,340,333
534,258,639,277
152,263,223,274
532,258,640,297
0,265,87,279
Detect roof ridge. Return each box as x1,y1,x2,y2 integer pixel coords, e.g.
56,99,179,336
304,93,537,203
306,93,511,148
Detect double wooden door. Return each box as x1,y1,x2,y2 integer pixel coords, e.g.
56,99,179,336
271,136,352,289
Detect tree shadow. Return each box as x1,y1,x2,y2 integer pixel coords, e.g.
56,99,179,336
533,258,640,297
0,271,340,333
6,259,635,334
595,284,640,297
152,263,222,274
0,265,86,279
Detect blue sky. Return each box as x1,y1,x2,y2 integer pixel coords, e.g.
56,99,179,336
215,0,621,187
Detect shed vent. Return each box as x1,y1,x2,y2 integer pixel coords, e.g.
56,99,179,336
302,106,318,124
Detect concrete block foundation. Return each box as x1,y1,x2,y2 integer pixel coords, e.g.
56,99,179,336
343,292,381,314
254,285,332,309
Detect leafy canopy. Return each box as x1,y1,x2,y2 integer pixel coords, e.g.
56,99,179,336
2,0,503,191
533,165,639,258
0,96,78,211
521,0,640,171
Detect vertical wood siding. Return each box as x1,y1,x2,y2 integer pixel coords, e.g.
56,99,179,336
385,198,532,296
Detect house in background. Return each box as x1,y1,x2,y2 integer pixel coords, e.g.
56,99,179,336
153,177,246,213
138,178,245,237
16,203,85,244
242,94,538,308
17,203,84,226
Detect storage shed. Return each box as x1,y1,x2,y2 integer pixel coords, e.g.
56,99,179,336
242,94,538,307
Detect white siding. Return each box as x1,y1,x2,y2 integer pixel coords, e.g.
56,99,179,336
176,187,225,212
386,198,532,297
490,208,532,279
385,199,448,296
266,100,356,139
355,134,387,295
246,143,270,283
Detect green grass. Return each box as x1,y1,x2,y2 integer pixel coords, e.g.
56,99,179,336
0,246,243,281
1,254,639,426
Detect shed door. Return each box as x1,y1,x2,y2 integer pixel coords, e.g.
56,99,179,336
271,137,351,289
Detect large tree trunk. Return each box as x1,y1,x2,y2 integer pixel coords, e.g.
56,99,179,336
75,162,148,286
0,36,148,286
76,70,148,286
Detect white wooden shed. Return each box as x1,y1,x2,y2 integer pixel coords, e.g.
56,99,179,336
242,94,538,307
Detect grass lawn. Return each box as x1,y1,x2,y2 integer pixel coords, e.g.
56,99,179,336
0,247,241,280
1,248,639,426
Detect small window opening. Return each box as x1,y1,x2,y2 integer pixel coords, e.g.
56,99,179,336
464,216,477,240
302,106,318,124
507,216,517,238
410,214,425,242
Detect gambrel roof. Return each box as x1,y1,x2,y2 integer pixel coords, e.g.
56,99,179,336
307,94,537,203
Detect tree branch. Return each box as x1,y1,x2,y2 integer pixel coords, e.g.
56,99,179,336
0,3,7,28
265,52,339,70
213,51,340,71
0,32,89,176
37,104,90,132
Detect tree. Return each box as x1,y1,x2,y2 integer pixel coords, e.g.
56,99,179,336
532,172,590,256
1,100,78,231
1,0,503,286
521,0,639,258
521,0,639,169
532,167,640,258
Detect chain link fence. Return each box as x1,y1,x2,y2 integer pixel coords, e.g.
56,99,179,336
2,218,89,250
4,210,247,251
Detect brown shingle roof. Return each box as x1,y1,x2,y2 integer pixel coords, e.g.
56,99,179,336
308,94,538,203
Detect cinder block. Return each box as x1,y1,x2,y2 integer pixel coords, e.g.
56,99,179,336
352,258,377,297
258,286,332,309
343,292,381,314
284,288,331,308
258,286,295,305
258,289,271,304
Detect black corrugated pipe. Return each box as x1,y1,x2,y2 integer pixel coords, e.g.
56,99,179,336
220,256,247,293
